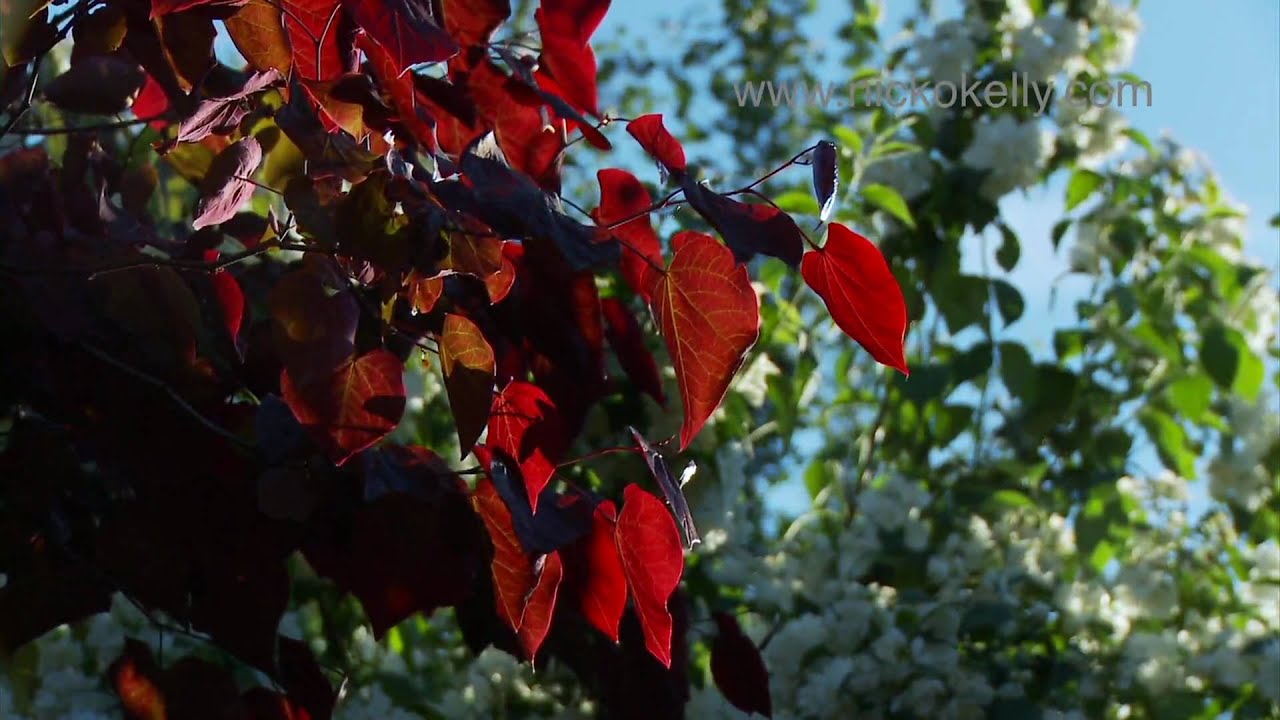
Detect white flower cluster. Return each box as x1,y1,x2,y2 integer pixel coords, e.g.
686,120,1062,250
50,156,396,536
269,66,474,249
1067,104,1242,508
961,114,1055,199
684,455,1280,719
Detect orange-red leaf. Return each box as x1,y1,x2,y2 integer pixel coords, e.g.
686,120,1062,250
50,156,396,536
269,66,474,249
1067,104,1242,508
516,550,563,661
615,484,683,668
627,114,686,174
579,500,626,642
280,349,406,466
593,168,663,302
651,231,760,450
801,223,909,375
472,476,536,631
487,381,563,512
439,313,495,457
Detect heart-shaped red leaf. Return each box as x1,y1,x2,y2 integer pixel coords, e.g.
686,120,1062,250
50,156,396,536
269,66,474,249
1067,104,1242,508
193,136,262,229
601,298,665,407
472,476,537,631
615,484,684,668
516,550,564,661
487,381,564,512
578,500,626,642
593,168,664,302
210,267,245,344
651,231,760,450
440,0,510,50
535,0,610,46
711,612,773,718
801,223,909,375
439,313,495,457
627,114,687,175
280,349,406,466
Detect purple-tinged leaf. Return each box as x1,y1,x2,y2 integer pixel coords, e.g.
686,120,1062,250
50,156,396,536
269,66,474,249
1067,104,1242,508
628,427,699,549
193,137,262,229
812,140,839,222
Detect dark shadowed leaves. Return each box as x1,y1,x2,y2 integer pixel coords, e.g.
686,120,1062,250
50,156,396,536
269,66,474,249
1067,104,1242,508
280,349,406,466
343,0,458,75
474,445,591,555
487,380,564,511
439,313,496,457
193,136,263,229
651,231,760,450
801,223,909,375
615,484,684,668
269,260,360,385
628,427,698,549
601,298,665,407
43,55,146,114
711,611,773,718
680,177,805,268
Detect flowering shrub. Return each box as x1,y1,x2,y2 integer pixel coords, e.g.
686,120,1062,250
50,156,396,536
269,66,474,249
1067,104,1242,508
2,0,1278,719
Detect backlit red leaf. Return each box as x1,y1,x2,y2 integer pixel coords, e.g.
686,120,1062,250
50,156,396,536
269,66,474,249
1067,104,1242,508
579,499,626,642
280,349,406,466
472,476,537,632
224,0,294,76
210,266,246,343
343,0,458,76
487,381,564,512
615,484,683,668
711,612,773,718
537,33,599,117
801,223,909,375
601,298,665,407
439,313,495,457
593,168,663,302
535,0,610,46
627,114,686,175
193,136,263,230
441,0,510,50
516,550,563,661
651,231,760,450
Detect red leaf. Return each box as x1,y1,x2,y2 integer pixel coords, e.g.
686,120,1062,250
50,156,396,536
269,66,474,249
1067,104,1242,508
354,33,437,149
680,177,805,268
151,0,246,18
536,0,609,46
110,640,167,720
439,313,495,457
627,114,686,174
516,550,564,661
651,231,760,450
801,223,909,375
579,499,626,642
131,74,170,129
441,0,510,50
593,168,663,302
407,271,444,313
615,484,683,668
282,0,348,82
710,612,773,718
224,0,295,77
193,136,263,230
472,476,536,631
537,33,599,117
484,242,519,304
487,381,564,513
343,0,458,76
210,265,246,343
280,349,406,466
601,298,665,407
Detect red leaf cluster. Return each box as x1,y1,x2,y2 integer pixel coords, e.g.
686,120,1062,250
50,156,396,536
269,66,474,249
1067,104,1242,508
0,0,913,714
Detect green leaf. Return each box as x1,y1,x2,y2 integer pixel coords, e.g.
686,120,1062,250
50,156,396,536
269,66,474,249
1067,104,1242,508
1200,323,1241,390
1122,127,1154,154
1166,374,1214,421
1053,329,1090,361
999,342,1036,402
1051,219,1072,250
772,189,821,216
995,224,1020,271
834,125,863,156
1139,408,1197,478
1234,349,1265,402
1065,169,1106,211
992,280,1025,327
860,182,916,228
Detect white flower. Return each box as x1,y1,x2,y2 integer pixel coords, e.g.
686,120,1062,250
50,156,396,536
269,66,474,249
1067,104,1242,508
1011,15,1089,82
914,20,977,87
961,114,1055,199
1093,1,1142,71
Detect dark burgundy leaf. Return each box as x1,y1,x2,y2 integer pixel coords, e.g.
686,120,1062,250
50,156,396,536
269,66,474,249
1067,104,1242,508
812,140,839,222
679,176,805,268
343,0,458,75
43,55,146,115
601,298,665,407
193,136,263,230
474,445,591,555
628,426,699,549
439,313,496,457
711,612,773,718
593,168,664,302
